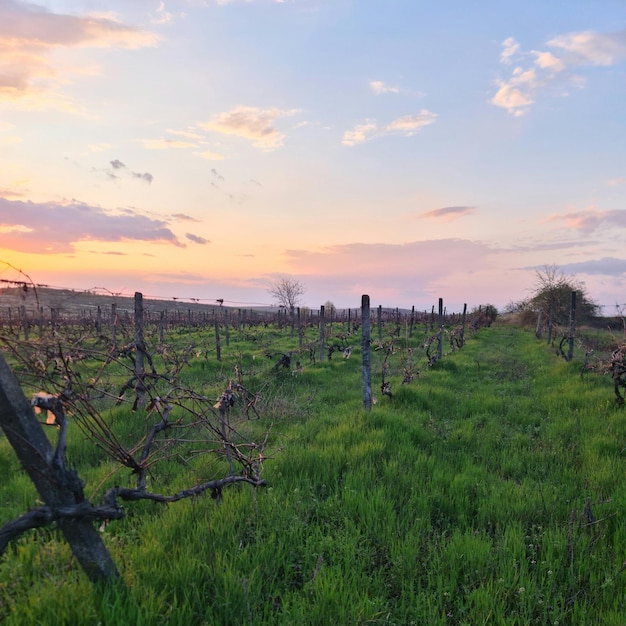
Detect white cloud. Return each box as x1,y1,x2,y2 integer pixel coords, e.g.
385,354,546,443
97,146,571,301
384,111,437,134
152,1,173,24
532,50,565,72
0,0,158,111
547,30,626,66
341,120,378,146
491,67,538,116
369,80,400,95
196,150,225,160
199,105,301,150
342,111,436,145
500,37,520,65
491,30,626,116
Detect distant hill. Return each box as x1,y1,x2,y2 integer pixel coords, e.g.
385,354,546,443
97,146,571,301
0,286,235,315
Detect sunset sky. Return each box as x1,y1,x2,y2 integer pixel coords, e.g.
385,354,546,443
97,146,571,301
1,0,625,312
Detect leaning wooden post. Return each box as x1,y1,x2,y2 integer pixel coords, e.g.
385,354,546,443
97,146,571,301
319,305,326,362
134,292,146,409
377,305,383,341
0,354,120,582
437,298,444,361
361,295,372,411
567,291,577,362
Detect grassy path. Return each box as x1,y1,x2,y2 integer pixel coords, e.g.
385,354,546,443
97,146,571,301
1,325,624,624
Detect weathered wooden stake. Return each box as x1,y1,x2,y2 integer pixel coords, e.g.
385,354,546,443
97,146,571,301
319,305,325,362
361,295,372,411
567,291,577,362
19,305,29,341
297,307,303,349
215,317,221,361
134,292,146,409
437,298,443,361
547,298,554,345
111,303,117,349
460,303,467,347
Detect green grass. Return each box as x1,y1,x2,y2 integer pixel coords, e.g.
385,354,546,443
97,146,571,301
1,321,625,624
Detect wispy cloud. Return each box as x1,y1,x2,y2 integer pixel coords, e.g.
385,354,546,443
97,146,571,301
106,160,153,183
151,1,173,25
139,138,198,150
285,239,493,277
558,257,626,276
546,207,626,233
0,0,158,111
342,110,437,146
499,37,520,65
171,213,201,222
199,106,301,150
196,150,225,160
185,233,210,244
369,80,400,95
491,29,626,116
418,206,476,220
0,198,182,253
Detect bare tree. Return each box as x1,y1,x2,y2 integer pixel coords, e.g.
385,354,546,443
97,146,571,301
267,276,306,313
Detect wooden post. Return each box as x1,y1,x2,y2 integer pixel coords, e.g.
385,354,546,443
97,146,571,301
460,303,467,347
215,318,221,362
19,305,29,341
377,305,382,341
297,307,303,349
111,303,117,349
96,305,102,337
547,298,554,345
437,298,443,361
567,291,577,362
409,305,415,337
159,310,165,344
0,354,120,582
224,309,230,347
361,296,372,411
134,292,146,409
319,305,325,362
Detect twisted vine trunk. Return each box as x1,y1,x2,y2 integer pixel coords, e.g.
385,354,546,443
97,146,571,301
0,354,119,582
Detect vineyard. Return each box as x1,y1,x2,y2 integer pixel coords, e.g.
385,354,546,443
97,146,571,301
0,287,625,625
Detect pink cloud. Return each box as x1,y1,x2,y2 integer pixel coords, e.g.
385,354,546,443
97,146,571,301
0,198,183,253
418,206,476,221
546,207,626,233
